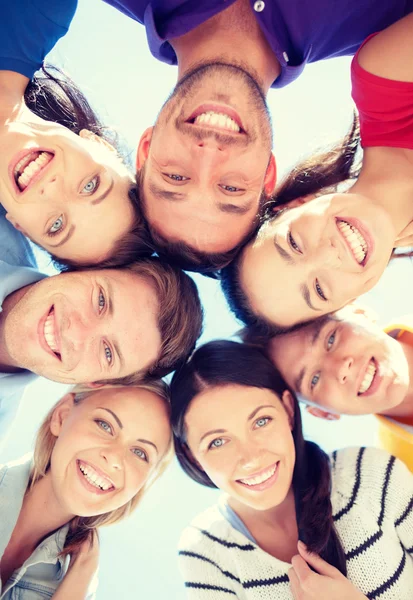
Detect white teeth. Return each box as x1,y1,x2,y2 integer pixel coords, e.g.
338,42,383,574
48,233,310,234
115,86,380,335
359,360,376,394
15,151,53,191
239,464,277,486
79,462,113,491
194,111,240,132
337,220,367,264
43,313,59,355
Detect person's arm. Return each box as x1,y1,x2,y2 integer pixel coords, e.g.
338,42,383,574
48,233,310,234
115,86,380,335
52,533,99,600
357,13,413,81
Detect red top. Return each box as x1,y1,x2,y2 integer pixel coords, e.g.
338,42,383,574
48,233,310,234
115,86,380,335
351,34,413,150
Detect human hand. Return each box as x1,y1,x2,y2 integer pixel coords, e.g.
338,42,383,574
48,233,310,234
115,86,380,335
288,541,367,600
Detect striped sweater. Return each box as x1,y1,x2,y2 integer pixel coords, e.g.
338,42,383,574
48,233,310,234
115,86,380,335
178,447,413,599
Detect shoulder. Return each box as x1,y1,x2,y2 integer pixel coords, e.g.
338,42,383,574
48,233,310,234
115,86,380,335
331,445,397,486
179,504,256,556
25,0,77,29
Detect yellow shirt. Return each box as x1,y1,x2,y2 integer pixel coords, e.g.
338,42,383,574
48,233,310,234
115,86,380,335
376,319,413,472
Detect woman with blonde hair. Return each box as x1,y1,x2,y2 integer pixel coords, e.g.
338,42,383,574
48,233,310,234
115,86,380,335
0,381,172,599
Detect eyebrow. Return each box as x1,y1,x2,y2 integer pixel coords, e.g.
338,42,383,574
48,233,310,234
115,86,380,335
218,200,254,215
91,176,114,205
137,439,159,454
102,276,125,371
47,224,76,248
99,407,123,428
273,236,295,265
199,404,276,444
300,284,322,313
294,321,325,393
149,181,186,202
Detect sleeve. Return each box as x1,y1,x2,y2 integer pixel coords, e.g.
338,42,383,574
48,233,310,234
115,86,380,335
178,527,239,599
0,0,78,79
351,35,413,150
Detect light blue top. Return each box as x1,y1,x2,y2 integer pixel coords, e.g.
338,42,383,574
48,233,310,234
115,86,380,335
218,495,257,545
0,209,46,447
0,455,97,599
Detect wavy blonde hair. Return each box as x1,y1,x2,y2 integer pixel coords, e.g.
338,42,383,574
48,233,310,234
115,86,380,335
29,382,173,556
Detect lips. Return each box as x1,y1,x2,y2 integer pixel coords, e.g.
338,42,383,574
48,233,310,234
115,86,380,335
236,461,279,491
77,460,115,495
186,104,245,134
40,306,62,361
336,218,369,265
357,357,381,397
10,149,54,193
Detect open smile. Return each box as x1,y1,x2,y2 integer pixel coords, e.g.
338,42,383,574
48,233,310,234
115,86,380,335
9,149,54,194
357,357,381,396
186,103,245,134
77,459,116,495
236,461,279,492
38,306,62,361
336,218,372,266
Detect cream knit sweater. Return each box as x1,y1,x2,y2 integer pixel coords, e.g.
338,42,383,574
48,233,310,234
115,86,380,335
178,447,413,599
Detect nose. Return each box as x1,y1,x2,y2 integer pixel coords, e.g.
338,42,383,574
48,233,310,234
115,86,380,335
238,444,262,472
63,310,95,353
38,173,63,199
336,356,354,384
100,446,123,470
318,237,341,268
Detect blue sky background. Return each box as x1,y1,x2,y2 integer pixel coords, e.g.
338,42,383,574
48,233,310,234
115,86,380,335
1,1,413,597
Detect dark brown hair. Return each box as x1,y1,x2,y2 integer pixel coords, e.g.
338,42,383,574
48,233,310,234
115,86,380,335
170,340,347,574
24,65,152,268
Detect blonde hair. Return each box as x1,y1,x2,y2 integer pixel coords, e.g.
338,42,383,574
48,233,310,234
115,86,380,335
30,382,173,556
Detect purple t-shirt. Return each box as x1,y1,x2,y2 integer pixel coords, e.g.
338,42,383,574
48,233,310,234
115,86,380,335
102,0,413,88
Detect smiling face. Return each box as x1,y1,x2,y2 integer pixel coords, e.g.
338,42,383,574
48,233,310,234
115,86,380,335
138,63,276,253
49,387,171,517
268,312,409,416
2,269,162,383
185,384,295,511
239,193,396,328
0,120,135,264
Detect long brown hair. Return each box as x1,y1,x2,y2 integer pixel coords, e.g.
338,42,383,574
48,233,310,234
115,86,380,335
29,382,173,557
170,341,347,574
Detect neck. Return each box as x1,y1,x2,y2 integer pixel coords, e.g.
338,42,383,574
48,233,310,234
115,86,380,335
352,151,413,236
10,473,74,554
381,337,413,420
170,0,280,92
0,285,31,373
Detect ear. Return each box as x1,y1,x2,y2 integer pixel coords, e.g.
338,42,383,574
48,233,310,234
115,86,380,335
394,220,413,247
79,129,116,153
5,213,29,236
84,381,105,389
136,127,154,170
281,389,295,430
305,405,340,421
263,154,277,196
50,393,76,436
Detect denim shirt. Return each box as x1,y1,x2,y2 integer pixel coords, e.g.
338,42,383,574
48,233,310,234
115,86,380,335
0,456,97,600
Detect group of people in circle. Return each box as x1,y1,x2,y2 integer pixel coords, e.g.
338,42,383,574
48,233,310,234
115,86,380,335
0,0,412,598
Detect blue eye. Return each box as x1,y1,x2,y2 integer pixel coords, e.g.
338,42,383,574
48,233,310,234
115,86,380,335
255,417,270,428
310,373,320,390
315,279,327,301
82,176,99,194
132,448,148,462
209,438,225,450
220,184,242,193
104,344,113,365
98,290,106,312
96,419,112,433
165,173,189,182
327,331,336,350
48,216,64,236
288,231,301,253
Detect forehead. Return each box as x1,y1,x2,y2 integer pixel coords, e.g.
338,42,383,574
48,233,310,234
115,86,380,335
186,384,282,429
